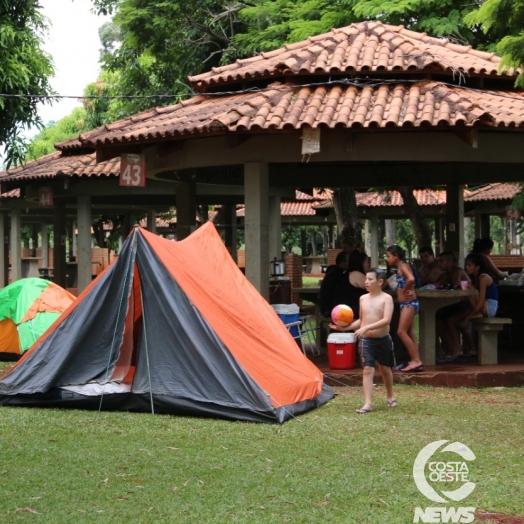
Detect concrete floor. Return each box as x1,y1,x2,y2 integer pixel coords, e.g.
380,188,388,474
307,348,524,388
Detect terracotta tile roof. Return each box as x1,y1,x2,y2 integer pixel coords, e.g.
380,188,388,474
0,152,119,182
189,21,513,90
77,81,524,149
313,189,447,209
0,188,20,200
464,183,520,202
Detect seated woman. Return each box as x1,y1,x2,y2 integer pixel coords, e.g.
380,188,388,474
470,237,508,282
335,250,370,320
446,252,499,360
319,251,350,318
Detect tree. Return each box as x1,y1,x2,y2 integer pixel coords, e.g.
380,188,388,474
0,1,54,167
25,108,87,161
465,0,524,87
91,0,250,120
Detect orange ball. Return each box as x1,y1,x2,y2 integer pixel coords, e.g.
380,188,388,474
331,304,354,327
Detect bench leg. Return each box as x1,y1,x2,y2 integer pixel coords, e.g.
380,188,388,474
476,328,500,366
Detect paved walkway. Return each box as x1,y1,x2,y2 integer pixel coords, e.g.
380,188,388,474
309,351,524,388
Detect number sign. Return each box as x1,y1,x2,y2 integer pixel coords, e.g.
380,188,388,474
505,208,521,220
120,153,146,187
38,187,53,207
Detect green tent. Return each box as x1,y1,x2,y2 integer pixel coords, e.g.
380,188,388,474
0,278,75,359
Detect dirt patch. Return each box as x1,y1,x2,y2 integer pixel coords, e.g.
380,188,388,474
477,511,524,523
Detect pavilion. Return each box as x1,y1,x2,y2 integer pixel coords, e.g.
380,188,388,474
1,21,524,297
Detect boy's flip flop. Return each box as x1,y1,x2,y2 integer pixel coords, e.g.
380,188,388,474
387,399,398,408
401,364,423,373
356,407,372,414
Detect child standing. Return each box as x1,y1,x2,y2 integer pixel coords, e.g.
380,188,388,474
331,268,397,414
386,245,423,372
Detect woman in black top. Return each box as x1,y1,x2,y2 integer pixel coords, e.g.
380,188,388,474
336,250,370,320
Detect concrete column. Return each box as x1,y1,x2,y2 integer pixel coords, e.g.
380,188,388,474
147,209,157,233
364,219,370,254
244,162,269,299
445,184,465,264
223,204,238,263
10,208,22,282
0,213,6,287
41,224,49,269
269,196,282,260
480,214,490,239
53,203,67,288
370,214,379,268
72,220,77,259
77,195,92,293
177,181,196,240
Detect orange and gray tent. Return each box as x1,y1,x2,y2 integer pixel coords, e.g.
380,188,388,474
0,223,333,423
0,278,75,360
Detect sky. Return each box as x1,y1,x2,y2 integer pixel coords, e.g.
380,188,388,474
37,0,110,125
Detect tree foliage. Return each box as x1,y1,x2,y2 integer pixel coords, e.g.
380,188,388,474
90,0,251,119
465,0,524,87
0,0,54,167
25,108,87,161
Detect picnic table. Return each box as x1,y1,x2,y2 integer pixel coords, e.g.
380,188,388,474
292,286,478,365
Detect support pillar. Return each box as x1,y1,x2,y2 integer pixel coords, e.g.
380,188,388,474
10,208,22,282
244,162,269,299
77,195,92,292
177,181,196,240
223,204,238,263
445,184,465,264
370,214,379,268
0,213,6,287
147,209,157,233
41,223,49,269
269,196,282,260
53,203,67,288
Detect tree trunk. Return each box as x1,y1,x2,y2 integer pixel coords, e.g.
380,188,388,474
385,219,396,247
397,187,432,248
309,230,317,256
332,187,362,246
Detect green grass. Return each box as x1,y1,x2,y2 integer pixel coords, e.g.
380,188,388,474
302,276,322,288
0,366,522,523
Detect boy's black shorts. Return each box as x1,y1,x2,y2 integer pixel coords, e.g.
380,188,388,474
358,335,396,369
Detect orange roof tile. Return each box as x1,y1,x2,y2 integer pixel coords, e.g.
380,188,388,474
464,183,520,202
0,188,20,200
314,189,448,209
189,21,513,90
77,81,524,149
0,152,119,182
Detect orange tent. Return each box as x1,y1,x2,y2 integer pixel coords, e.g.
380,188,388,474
0,224,333,423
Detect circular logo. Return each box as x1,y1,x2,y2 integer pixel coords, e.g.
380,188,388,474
413,440,476,503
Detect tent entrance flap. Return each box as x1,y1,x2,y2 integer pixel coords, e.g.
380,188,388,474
108,262,142,384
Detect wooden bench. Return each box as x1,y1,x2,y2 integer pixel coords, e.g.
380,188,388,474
471,317,512,365
489,255,524,275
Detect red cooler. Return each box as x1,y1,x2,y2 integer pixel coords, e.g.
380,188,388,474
327,333,357,369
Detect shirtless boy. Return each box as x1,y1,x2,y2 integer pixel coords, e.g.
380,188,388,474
331,268,396,414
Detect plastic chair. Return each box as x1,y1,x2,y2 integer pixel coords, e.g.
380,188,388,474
299,315,321,356
284,319,320,356
284,320,306,355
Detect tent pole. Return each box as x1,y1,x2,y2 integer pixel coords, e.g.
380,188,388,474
139,284,155,415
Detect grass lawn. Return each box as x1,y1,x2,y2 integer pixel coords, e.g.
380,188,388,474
0,360,522,523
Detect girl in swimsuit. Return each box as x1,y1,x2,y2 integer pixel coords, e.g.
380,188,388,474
386,245,423,372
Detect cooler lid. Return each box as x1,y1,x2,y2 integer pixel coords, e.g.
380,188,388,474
327,333,356,343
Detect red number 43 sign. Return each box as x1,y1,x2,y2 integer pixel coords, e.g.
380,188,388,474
120,153,146,187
